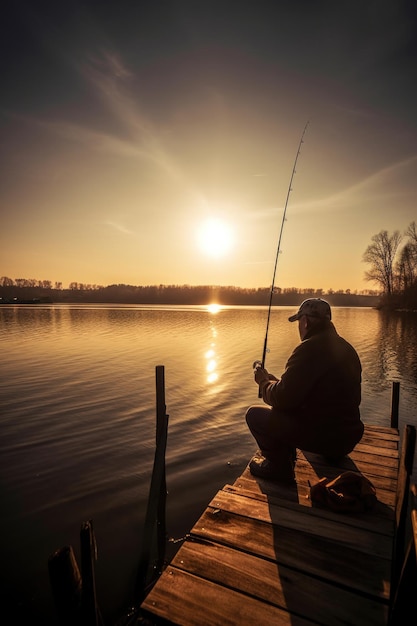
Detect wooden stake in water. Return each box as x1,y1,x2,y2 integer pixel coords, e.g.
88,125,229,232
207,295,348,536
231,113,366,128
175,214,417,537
135,365,169,600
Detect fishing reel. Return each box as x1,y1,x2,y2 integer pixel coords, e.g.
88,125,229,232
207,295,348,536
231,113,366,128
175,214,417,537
253,360,264,398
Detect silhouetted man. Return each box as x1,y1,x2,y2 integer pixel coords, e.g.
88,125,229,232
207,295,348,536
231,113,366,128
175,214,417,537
246,298,364,483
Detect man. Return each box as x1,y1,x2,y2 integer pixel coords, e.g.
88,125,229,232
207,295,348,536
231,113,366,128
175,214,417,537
246,298,364,483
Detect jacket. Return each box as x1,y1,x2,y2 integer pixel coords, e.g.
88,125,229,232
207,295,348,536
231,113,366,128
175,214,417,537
259,320,363,434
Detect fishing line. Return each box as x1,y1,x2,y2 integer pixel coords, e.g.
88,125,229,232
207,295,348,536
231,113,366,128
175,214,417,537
255,122,309,393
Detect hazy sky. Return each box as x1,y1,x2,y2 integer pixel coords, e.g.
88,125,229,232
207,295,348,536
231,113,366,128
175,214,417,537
1,1,416,292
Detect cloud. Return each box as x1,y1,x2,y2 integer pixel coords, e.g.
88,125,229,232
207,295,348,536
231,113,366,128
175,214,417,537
105,220,135,236
35,117,150,158
294,154,417,214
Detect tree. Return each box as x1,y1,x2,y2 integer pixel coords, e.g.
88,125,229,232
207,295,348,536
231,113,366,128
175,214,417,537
362,230,402,295
391,222,417,290
0,276,14,287
396,243,415,291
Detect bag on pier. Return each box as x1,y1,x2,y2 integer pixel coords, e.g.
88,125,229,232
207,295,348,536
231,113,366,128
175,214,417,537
310,471,377,513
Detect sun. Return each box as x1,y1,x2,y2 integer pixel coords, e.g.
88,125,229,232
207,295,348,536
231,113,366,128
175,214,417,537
196,218,234,257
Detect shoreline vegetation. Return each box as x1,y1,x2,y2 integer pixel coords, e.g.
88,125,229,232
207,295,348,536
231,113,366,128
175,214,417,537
1,280,415,311
0,282,382,308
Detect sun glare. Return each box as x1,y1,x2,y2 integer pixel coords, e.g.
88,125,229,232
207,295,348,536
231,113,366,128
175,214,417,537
207,303,221,314
197,218,234,257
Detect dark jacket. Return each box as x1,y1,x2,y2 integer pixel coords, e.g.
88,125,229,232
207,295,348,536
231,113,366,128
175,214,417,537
259,319,364,454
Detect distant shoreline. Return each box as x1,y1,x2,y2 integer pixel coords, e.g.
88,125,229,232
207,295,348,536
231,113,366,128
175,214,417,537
0,294,381,308
0,283,382,309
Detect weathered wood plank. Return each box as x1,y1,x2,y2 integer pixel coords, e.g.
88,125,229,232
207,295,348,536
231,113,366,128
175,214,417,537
362,432,399,442
294,453,398,481
364,424,400,436
353,442,399,459
297,448,399,472
234,472,397,512
360,433,398,449
236,464,398,509
293,460,398,498
294,455,399,482
188,506,391,600
204,490,393,558
170,538,389,626
223,483,395,533
141,565,317,626
294,467,398,498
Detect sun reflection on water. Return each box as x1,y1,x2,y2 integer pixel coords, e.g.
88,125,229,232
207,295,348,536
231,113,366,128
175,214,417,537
206,303,221,314
204,305,221,383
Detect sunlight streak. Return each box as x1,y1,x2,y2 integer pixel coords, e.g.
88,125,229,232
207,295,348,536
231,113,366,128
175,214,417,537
207,304,221,314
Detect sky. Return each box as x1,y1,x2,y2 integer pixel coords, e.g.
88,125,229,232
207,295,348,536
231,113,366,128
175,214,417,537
1,0,416,293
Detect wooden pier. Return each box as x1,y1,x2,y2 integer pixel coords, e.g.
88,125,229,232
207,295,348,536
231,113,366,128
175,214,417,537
140,420,416,625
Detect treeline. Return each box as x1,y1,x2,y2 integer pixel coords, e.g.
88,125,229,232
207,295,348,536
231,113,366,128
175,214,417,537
362,222,417,311
0,278,381,307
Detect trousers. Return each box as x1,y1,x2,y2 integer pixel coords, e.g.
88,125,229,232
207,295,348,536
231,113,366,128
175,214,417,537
245,404,363,465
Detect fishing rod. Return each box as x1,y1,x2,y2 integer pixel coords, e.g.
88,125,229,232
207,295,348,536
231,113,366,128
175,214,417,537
255,121,309,393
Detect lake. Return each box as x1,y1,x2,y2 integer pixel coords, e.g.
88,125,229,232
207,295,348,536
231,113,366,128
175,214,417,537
1,304,416,624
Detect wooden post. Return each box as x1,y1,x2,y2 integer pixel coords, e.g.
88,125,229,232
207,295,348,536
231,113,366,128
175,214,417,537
390,485,417,623
135,365,169,601
48,545,82,625
391,381,400,429
80,520,100,626
391,424,416,599
155,365,168,569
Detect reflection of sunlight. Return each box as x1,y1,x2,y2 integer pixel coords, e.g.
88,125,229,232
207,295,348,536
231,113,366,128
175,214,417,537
207,359,217,372
204,314,220,385
207,303,221,314
205,352,218,384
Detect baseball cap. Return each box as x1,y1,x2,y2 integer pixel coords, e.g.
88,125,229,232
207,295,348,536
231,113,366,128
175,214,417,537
288,298,332,322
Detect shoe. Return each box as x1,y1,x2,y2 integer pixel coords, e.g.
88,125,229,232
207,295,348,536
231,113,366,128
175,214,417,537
249,457,295,484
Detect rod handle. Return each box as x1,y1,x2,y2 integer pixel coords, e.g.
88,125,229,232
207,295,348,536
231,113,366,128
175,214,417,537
253,361,263,398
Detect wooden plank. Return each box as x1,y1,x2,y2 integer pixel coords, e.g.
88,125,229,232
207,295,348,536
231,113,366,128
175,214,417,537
360,433,398,449
293,459,398,497
294,464,398,497
189,506,391,600
364,424,400,436
295,455,399,482
236,462,398,509
360,433,399,446
223,484,395,534
234,471,397,511
354,442,399,459
294,454,398,483
141,565,317,626
170,539,389,626
297,448,399,472
205,490,393,558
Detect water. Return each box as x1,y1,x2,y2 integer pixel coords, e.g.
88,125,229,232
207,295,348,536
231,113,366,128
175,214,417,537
1,304,416,623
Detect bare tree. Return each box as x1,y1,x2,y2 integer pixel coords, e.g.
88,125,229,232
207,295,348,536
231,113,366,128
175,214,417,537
362,230,402,294
406,221,417,245
0,276,14,287
405,221,417,274
396,221,417,291
396,243,415,290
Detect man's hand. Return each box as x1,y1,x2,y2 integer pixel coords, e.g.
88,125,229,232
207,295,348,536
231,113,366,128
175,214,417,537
254,366,276,386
